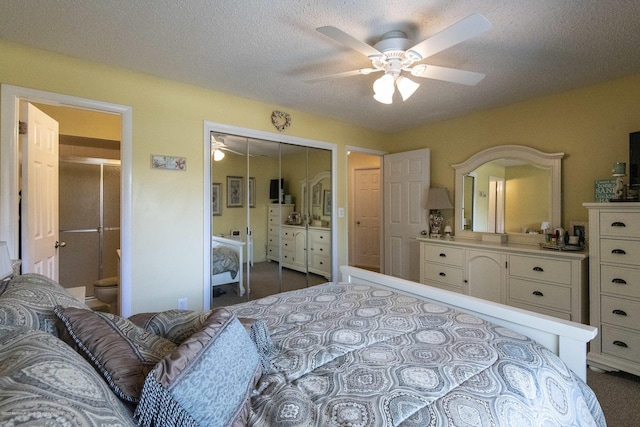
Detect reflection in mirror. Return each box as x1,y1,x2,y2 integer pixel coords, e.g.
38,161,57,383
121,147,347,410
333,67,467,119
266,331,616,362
211,133,332,307
453,145,563,241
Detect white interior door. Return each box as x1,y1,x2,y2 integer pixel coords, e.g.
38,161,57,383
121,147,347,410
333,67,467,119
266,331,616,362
21,102,59,280
383,148,430,280
354,168,380,270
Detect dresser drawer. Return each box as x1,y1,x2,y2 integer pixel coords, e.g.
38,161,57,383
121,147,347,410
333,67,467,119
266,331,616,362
600,239,640,266
422,245,464,266
422,262,463,287
312,241,330,256
509,278,571,311
509,301,571,321
601,325,640,362
601,295,640,331
311,230,330,244
601,265,640,298
509,255,572,285
600,212,640,238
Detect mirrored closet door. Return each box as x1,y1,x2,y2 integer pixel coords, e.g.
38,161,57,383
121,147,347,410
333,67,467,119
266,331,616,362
210,132,332,307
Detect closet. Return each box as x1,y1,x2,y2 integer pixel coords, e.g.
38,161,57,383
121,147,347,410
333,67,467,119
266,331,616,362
209,132,334,304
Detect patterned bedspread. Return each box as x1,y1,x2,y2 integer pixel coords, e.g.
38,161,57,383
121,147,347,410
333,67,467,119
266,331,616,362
229,282,605,427
212,245,239,279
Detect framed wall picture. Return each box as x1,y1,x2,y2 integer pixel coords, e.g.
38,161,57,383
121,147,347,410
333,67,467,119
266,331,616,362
249,177,256,208
323,189,332,216
211,183,222,216
227,176,243,207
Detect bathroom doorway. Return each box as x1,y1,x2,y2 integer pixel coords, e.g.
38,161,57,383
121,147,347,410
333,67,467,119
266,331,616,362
59,155,121,298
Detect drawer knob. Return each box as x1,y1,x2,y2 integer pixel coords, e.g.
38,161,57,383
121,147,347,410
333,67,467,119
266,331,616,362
612,309,628,316
613,340,628,348
532,291,544,297
439,253,446,257
533,266,544,272
611,221,626,228
611,249,627,255
612,278,627,285
439,272,446,277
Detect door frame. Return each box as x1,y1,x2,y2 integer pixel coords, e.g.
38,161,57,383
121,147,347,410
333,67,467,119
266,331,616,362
203,121,338,310
346,145,386,273
0,84,133,316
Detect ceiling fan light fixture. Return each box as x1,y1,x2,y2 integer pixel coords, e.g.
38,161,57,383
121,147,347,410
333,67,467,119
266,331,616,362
373,91,393,104
213,148,225,161
396,76,420,101
373,73,395,96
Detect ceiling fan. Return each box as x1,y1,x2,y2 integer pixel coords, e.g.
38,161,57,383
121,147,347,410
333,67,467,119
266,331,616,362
309,13,491,104
211,134,247,161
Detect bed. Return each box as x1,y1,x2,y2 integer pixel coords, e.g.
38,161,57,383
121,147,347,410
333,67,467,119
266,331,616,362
228,265,605,426
211,236,245,296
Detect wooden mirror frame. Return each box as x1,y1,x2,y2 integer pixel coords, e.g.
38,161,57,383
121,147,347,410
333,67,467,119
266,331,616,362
452,145,564,241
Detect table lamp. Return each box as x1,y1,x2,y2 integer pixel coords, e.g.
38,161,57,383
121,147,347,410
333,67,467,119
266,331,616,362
426,188,453,238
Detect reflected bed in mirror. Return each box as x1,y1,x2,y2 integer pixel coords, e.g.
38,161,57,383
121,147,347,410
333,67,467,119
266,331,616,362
453,145,563,243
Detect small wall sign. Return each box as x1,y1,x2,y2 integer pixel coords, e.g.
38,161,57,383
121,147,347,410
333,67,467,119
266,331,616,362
151,155,186,171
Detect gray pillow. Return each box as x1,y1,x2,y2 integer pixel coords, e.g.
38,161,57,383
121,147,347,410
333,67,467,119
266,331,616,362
0,273,88,337
0,325,136,426
135,307,262,427
55,306,177,403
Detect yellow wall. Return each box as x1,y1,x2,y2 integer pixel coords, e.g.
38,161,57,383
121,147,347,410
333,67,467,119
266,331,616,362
394,74,640,227
2,39,640,313
0,40,385,313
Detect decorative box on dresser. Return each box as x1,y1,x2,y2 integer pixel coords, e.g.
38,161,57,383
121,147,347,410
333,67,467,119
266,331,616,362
584,202,640,375
418,237,589,323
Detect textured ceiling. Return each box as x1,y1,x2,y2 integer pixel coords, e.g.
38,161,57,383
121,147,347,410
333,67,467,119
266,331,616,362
1,1,639,133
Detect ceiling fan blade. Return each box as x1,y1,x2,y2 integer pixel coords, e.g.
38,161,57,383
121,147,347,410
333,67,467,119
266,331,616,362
305,68,381,83
316,26,383,58
407,13,491,60
411,64,485,85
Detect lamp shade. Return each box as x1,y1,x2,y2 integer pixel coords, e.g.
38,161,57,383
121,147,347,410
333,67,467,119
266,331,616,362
0,241,13,280
396,76,420,101
213,149,225,161
425,188,453,210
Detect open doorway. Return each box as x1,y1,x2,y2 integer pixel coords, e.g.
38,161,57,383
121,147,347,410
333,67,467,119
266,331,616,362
347,149,384,273
34,105,121,308
0,84,134,316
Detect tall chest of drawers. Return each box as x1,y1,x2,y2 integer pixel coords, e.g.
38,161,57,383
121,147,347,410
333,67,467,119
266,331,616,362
585,203,640,375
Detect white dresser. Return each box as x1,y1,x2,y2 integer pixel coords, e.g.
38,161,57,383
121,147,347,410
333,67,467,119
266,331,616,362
584,203,640,375
419,238,589,323
266,203,331,279
266,204,294,262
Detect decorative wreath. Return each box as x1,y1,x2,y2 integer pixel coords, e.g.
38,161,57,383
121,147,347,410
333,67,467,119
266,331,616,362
271,110,291,132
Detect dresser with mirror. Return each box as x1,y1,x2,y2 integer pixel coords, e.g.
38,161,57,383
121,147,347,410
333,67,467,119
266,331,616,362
418,145,589,323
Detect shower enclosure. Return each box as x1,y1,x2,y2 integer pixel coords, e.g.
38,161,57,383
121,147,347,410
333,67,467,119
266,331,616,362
58,157,121,297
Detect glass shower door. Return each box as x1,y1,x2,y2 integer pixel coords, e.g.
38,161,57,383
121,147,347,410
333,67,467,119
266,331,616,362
59,158,120,296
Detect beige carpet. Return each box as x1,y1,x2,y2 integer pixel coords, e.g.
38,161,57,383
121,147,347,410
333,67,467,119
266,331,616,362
211,261,326,307
213,262,640,425
587,369,640,426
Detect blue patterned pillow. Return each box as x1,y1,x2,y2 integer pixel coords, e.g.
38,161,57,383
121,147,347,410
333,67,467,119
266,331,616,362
135,307,262,427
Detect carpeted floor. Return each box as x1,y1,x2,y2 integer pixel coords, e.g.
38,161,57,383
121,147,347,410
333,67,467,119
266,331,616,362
212,262,640,425
587,368,640,426
211,261,326,307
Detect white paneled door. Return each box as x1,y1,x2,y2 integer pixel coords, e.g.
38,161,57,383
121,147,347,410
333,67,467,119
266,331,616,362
354,167,381,270
21,102,59,280
383,148,430,281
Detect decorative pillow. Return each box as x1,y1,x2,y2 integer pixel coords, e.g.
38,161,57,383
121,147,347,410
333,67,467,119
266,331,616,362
134,307,262,427
0,273,88,337
129,308,275,373
54,306,177,403
0,325,136,426
129,309,211,344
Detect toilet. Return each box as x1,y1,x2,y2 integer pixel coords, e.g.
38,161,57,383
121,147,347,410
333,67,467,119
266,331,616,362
93,276,118,313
